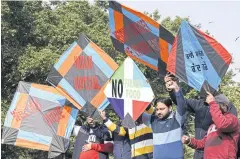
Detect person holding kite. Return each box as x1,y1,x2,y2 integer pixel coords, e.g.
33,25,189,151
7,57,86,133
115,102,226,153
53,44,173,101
99,112,131,159
142,80,187,159
99,111,153,159
164,73,238,159
72,117,113,159
182,92,240,159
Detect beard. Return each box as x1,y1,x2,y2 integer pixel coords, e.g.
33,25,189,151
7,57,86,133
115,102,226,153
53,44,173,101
156,111,171,120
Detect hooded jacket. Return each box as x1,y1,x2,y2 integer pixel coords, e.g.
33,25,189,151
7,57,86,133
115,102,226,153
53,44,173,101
188,101,240,159
170,91,238,159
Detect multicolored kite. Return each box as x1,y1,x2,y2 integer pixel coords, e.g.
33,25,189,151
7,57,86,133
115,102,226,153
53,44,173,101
108,1,174,75
167,20,232,96
104,57,155,128
47,34,118,118
2,82,78,158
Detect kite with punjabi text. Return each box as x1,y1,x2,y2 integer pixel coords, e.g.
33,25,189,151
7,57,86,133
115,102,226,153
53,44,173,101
47,34,118,119
2,81,78,158
167,20,232,96
104,57,155,128
108,1,174,76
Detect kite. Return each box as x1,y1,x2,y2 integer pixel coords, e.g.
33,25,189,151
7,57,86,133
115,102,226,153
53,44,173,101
47,34,118,119
108,1,174,76
104,57,155,128
167,20,232,96
1,81,78,158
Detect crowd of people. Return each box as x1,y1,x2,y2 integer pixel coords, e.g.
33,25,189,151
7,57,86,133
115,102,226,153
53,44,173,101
72,74,240,159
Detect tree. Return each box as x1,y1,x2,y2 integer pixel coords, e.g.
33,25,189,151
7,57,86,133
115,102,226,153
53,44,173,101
1,1,122,158
1,1,45,101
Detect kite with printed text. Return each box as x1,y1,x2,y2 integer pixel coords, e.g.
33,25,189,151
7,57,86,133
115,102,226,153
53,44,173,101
2,81,78,158
104,57,155,128
108,1,174,76
47,34,118,120
167,20,232,96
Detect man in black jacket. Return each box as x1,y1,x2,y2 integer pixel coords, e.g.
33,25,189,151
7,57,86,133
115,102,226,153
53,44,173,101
164,73,238,159
72,117,112,159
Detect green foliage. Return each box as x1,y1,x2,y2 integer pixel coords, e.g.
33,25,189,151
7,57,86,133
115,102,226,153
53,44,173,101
222,86,240,117
220,71,240,117
161,16,189,35
144,9,161,22
18,46,60,83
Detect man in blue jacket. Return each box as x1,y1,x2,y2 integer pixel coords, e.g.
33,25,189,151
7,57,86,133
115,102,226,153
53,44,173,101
142,80,187,159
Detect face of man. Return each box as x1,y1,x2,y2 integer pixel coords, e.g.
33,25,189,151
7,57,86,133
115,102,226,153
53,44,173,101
218,103,228,113
155,102,171,119
87,117,96,127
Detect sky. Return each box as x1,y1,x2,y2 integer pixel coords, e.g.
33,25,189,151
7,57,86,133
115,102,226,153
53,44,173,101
116,1,240,82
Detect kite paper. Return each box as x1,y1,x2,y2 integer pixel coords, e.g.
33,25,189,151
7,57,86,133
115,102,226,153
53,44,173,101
104,57,155,128
1,81,78,158
47,34,118,118
167,20,232,96
108,1,174,75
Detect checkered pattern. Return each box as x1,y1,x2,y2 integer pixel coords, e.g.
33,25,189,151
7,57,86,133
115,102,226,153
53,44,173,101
47,34,118,112
109,1,174,75
2,81,78,158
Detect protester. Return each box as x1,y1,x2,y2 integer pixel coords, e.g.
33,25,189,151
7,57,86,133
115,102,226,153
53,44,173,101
142,80,187,159
72,117,112,159
100,111,153,159
110,126,131,159
105,116,131,159
164,73,238,159
182,92,240,159
93,111,131,159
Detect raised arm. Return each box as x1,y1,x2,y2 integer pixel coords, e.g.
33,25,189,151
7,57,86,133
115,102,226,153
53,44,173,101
142,112,152,128
175,89,187,126
169,90,203,113
165,74,203,113
166,81,187,126
206,92,239,133
99,110,127,136
104,118,127,136
210,101,238,132
140,104,155,127
145,104,155,115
